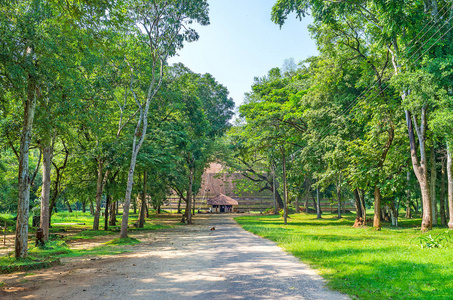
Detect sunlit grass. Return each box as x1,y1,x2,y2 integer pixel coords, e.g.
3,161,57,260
235,213,453,300
0,211,175,274
0,237,135,273
104,237,141,245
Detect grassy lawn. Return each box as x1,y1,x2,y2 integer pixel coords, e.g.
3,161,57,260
0,211,175,274
235,213,453,300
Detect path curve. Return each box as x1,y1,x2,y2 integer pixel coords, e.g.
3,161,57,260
1,214,349,300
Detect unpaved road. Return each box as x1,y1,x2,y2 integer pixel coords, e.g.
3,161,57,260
1,214,349,299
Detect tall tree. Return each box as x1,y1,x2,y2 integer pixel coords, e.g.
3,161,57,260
120,0,209,237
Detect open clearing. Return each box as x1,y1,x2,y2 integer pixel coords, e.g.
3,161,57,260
0,214,348,299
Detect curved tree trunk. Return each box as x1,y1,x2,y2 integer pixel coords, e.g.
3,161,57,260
177,197,182,214
120,57,163,238
65,198,72,213
406,109,432,231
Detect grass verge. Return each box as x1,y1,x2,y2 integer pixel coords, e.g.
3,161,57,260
235,213,453,300
0,212,176,274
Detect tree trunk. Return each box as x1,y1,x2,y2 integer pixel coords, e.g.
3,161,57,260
316,184,322,219
281,146,288,225
120,152,138,238
353,189,363,225
109,200,116,226
337,174,342,219
304,178,310,212
15,72,38,259
138,170,147,228
93,160,108,231
40,144,52,242
311,192,317,211
90,201,94,215
186,167,194,224
192,193,196,216
104,195,111,231
440,157,447,225
430,146,437,226
93,160,103,230
447,146,453,229
406,171,412,218
273,166,278,215
183,197,189,221
93,158,108,230
82,201,86,213
177,197,182,214
389,203,398,227
405,109,432,230
48,142,68,227
119,128,146,237
120,54,163,238
373,186,382,230
359,189,367,224
65,198,72,213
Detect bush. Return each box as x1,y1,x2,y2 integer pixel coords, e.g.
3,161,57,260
414,231,452,249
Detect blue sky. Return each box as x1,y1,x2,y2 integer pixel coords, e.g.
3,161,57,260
168,0,318,110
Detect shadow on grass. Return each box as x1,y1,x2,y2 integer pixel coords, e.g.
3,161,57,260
296,249,453,299
237,214,453,299
237,219,355,228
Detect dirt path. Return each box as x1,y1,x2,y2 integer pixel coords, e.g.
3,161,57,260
0,214,349,299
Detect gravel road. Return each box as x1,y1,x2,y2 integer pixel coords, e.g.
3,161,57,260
1,214,349,300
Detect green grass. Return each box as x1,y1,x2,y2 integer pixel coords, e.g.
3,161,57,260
51,211,97,227
0,239,133,274
0,211,174,274
235,213,453,300
104,237,141,245
64,229,116,241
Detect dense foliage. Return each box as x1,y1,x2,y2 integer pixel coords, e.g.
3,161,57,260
227,0,453,231
0,0,234,258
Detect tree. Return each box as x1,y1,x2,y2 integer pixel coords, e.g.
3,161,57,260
271,0,453,231
119,0,209,238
